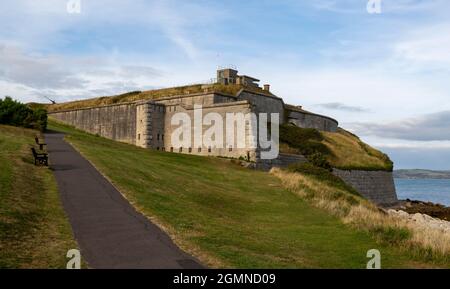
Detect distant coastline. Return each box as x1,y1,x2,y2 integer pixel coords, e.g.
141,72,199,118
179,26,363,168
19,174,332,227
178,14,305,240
394,169,450,179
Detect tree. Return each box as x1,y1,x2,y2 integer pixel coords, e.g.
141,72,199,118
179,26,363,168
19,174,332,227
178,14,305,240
0,97,48,131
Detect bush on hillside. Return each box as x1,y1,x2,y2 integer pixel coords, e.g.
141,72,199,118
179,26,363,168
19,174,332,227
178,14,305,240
306,152,332,171
0,97,48,131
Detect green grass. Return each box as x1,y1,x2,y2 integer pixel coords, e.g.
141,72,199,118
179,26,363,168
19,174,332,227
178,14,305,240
280,125,393,171
322,129,393,171
0,125,78,268
47,120,445,268
288,162,361,197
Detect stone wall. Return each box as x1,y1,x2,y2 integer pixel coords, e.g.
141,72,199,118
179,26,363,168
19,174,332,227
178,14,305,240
155,92,236,107
287,109,338,132
48,96,260,161
49,102,137,145
256,153,307,171
238,90,285,121
333,169,398,205
161,100,258,161
135,102,165,148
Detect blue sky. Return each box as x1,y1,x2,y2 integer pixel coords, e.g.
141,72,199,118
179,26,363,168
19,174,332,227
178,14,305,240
1,0,450,169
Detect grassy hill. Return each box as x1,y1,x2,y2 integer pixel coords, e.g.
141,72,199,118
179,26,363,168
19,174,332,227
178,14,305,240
0,125,78,268
322,129,393,170
280,125,393,171
47,120,450,268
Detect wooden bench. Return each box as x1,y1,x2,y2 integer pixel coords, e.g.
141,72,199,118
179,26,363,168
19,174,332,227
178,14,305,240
31,147,48,166
35,136,47,150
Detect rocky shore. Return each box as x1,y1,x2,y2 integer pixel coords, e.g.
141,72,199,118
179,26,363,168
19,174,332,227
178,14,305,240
386,199,450,233
394,199,450,221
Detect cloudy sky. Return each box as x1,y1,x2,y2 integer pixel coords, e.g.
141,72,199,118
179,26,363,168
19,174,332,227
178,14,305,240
1,0,450,169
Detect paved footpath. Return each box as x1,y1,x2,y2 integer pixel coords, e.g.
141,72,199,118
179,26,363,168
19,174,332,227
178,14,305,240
45,131,204,269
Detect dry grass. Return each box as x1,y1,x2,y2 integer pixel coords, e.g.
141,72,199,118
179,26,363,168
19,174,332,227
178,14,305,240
279,126,393,171
270,167,450,262
322,128,393,171
46,83,273,112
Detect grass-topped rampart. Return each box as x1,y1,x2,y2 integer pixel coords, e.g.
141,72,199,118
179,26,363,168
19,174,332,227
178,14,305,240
46,83,273,112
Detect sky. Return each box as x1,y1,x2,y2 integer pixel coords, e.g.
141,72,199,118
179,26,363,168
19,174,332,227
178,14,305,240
1,0,450,170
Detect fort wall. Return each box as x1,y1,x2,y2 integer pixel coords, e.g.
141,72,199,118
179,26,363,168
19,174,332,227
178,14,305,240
287,109,338,132
50,102,138,145
238,90,285,121
161,100,258,161
136,102,165,148
48,96,259,161
332,169,398,205
154,92,236,107
256,153,307,171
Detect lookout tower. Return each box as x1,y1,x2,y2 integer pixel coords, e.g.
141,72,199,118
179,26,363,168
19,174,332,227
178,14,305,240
217,68,260,88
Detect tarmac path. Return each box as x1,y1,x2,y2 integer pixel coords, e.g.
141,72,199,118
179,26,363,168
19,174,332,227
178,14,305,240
45,131,204,269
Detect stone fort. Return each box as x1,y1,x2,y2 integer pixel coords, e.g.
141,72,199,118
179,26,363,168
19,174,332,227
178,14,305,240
49,68,398,205
50,68,338,162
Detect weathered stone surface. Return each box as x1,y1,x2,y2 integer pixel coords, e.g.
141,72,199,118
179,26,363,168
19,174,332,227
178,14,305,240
287,109,338,132
50,103,137,145
256,153,307,171
332,169,398,205
388,209,450,233
238,90,285,121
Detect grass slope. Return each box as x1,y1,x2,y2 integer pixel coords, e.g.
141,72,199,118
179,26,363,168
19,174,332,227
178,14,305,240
322,129,393,171
280,125,393,171
0,125,78,268
48,120,442,268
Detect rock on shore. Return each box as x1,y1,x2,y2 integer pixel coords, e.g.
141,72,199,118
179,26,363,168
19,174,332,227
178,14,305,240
388,209,450,233
393,199,450,221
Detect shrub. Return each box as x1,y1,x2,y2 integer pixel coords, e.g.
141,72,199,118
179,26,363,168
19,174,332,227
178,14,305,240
280,124,333,169
0,97,48,131
29,108,48,132
306,152,332,171
280,124,323,146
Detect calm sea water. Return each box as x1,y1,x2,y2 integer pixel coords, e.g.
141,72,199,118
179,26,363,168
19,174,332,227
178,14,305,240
394,178,450,206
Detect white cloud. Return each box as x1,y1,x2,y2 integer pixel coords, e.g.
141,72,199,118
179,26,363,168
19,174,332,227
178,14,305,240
257,66,450,125
316,102,369,112
346,110,450,141
0,44,88,89
0,0,226,59
392,22,450,71
307,0,447,14
383,0,448,13
0,43,162,103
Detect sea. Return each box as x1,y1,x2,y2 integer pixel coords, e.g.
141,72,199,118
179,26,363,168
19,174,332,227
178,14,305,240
394,178,450,207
